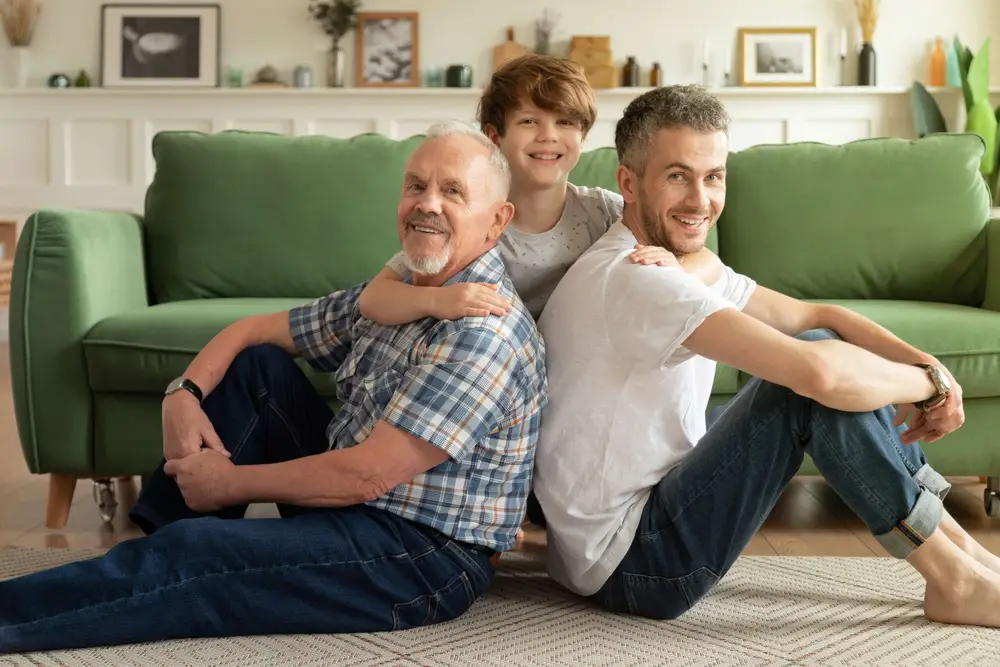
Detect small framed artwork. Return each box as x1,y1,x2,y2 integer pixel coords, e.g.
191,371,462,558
100,3,221,87
738,27,817,87
355,11,419,87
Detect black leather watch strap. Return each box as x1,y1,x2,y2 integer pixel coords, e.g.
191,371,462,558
179,378,204,403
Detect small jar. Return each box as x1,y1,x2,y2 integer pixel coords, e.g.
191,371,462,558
293,65,313,88
623,56,639,87
650,62,662,87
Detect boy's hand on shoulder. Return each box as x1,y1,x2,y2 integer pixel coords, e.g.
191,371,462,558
628,244,681,269
431,283,512,320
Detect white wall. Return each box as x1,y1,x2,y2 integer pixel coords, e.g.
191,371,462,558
3,0,999,89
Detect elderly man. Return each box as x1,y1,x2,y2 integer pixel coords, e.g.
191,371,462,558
0,120,547,654
533,85,1000,628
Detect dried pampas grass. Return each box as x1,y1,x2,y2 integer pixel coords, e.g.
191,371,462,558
0,0,42,47
854,0,879,43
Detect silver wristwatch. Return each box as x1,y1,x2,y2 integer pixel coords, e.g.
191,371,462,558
914,363,950,412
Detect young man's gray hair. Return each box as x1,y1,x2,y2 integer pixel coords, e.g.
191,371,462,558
614,85,731,177
425,120,511,198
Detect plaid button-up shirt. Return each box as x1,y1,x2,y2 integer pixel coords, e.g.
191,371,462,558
288,247,547,552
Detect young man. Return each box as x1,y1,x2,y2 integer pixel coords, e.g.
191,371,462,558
533,84,1000,628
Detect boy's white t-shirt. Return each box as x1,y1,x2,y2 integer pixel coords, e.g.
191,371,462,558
386,183,622,319
533,221,757,597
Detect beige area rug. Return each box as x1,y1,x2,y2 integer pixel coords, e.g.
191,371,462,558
2,546,999,666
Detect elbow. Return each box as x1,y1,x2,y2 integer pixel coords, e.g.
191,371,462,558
791,345,838,402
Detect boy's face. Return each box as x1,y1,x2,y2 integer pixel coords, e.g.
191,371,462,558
489,102,584,190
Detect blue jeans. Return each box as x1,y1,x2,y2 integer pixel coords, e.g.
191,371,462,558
0,344,495,654
593,329,951,620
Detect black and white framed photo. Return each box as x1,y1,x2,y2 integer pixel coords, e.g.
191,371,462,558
355,11,419,87
738,27,817,87
100,3,221,87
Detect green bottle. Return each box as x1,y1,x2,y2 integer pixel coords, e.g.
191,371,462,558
75,70,92,88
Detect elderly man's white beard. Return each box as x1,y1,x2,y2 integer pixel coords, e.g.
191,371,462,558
402,248,451,276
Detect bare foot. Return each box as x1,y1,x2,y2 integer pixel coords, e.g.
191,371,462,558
939,510,1000,576
924,559,1000,628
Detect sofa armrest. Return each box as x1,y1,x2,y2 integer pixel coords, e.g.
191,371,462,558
986,218,1000,312
9,209,148,475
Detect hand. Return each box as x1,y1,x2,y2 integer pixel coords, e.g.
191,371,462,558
164,450,237,512
430,283,511,320
893,367,964,444
162,391,230,461
629,244,681,268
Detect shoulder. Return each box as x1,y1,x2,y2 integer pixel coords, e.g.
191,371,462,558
567,183,624,232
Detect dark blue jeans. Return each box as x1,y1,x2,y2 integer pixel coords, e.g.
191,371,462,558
593,329,951,620
0,344,495,655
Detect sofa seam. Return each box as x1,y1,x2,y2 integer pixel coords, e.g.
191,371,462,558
19,211,40,471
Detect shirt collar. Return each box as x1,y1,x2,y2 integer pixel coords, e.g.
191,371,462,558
438,246,506,287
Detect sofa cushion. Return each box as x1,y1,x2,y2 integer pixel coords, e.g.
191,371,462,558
83,298,340,397
735,300,1000,399
144,131,424,304
719,134,991,306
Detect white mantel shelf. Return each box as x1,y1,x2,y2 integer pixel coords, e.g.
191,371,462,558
0,83,996,225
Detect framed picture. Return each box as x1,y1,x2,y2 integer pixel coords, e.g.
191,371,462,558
100,3,221,87
355,11,419,87
738,28,817,87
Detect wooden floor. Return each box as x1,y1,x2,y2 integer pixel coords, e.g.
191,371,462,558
2,343,999,557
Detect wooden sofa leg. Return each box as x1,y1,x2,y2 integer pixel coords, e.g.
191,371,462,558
46,474,78,529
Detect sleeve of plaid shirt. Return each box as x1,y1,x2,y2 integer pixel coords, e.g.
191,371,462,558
381,325,525,463
287,284,365,372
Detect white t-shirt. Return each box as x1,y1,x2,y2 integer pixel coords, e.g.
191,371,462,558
386,183,622,320
533,221,757,596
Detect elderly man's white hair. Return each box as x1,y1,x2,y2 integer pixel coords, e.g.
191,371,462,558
424,120,511,199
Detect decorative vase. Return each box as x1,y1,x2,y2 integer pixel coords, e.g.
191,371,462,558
858,42,876,86
327,46,345,87
9,46,30,88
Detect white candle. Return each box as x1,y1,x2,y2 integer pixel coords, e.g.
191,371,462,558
724,46,731,72
703,39,710,65
840,28,847,57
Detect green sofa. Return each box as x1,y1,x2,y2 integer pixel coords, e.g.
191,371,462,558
10,129,1000,528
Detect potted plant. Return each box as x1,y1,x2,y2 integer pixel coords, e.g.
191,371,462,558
309,0,361,87
0,0,43,88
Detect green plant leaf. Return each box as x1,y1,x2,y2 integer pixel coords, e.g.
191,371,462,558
956,36,975,109
966,99,998,175
910,82,948,136
967,38,991,105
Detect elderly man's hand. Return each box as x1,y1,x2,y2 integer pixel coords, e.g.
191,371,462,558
164,449,238,512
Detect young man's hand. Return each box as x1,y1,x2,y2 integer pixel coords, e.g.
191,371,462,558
894,366,965,444
429,283,511,320
629,244,681,268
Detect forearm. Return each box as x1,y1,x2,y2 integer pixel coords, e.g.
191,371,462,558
807,339,937,411
185,312,294,396
814,304,936,365
358,280,437,324
228,449,382,508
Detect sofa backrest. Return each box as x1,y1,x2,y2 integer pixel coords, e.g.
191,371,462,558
144,130,421,303
718,133,991,306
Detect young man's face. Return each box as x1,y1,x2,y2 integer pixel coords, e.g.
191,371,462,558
621,126,728,257
488,102,584,191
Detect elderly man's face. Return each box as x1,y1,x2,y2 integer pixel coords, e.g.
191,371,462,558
397,135,509,283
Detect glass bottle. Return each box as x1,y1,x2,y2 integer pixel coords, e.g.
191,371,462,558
650,62,662,87
623,56,639,87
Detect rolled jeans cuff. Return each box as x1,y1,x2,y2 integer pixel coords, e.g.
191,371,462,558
913,463,951,499
874,487,943,559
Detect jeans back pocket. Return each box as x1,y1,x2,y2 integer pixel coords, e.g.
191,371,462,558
622,566,719,620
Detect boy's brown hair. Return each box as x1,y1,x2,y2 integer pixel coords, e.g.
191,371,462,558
477,54,597,137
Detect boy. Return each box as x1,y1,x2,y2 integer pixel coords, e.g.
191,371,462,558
359,55,722,324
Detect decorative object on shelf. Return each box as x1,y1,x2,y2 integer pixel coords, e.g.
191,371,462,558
46,72,69,88
946,40,961,87
355,11,418,87
226,65,243,87
854,0,878,86
424,65,443,87
702,39,710,86
294,64,314,88
0,0,43,88
622,56,639,87
909,36,1000,200
534,8,558,56
445,64,472,88
838,27,849,85
74,69,92,87
249,64,286,88
494,26,528,73
308,0,360,88
100,4,221,88
568,35,615,88
723,45,732,86
650,61,661,87
929,37,945,86
737,27,817,87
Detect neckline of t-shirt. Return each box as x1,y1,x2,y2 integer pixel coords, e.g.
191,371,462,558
504,187,578,240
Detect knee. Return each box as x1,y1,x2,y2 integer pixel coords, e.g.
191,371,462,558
230,343,298,377
795,328,841,343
